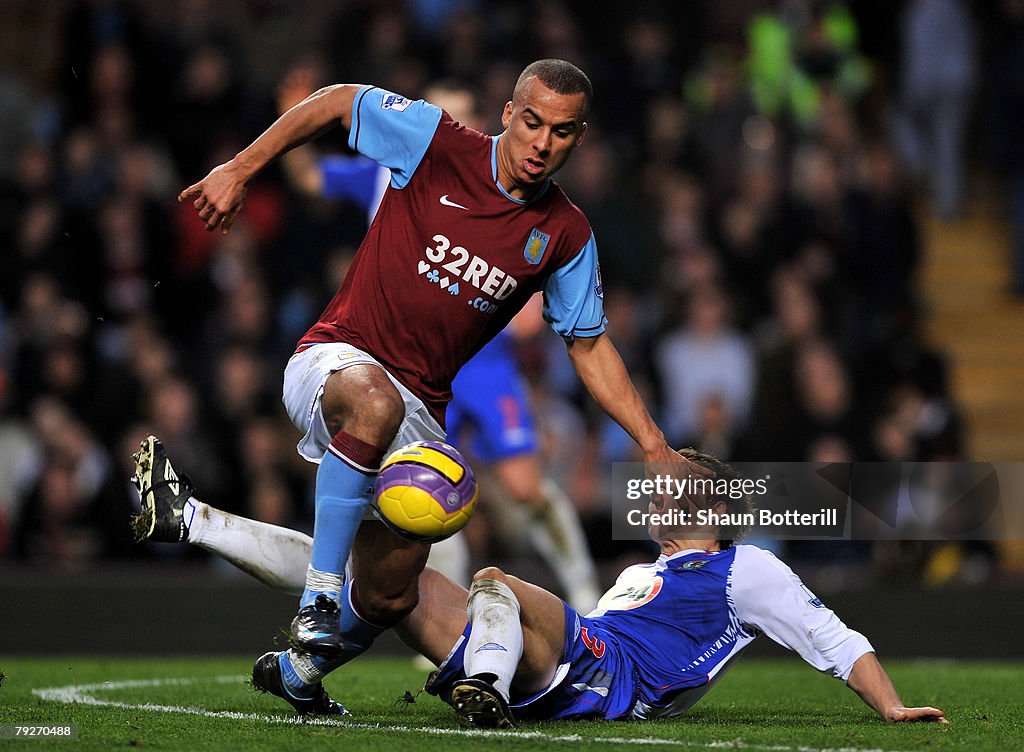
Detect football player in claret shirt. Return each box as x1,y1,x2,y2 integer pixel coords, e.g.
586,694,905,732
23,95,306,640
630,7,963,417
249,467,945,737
274,71,601,612
136,59,702,713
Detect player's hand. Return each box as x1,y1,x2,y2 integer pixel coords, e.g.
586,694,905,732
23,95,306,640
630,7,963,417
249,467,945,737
178,163,248,234
277,65,318,115
885,706,948,723
642,444,714,478
642,443,714,513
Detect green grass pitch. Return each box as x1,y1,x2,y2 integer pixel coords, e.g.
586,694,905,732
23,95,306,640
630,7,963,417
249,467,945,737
0,656,1020,751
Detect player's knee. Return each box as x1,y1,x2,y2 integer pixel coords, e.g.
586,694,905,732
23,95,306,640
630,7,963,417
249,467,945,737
468,569,522,621
502,477,541,507
356,387,404,436
472,566,509,585
495,456,544,506
357,583,419,627
323,384,403,445
321,369,404,443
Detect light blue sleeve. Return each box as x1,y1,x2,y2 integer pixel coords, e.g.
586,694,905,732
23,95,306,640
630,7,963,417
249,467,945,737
347,86,442,189
543,233,608,340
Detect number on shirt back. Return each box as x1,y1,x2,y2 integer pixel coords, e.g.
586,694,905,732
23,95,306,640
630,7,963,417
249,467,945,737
581,627,606,658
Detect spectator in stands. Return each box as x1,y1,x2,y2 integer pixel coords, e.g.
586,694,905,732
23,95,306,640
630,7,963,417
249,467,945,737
894,0,977,220
655,285,756,447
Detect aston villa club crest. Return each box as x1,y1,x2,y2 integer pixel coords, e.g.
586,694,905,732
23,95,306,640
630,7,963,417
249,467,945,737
523,228,550,265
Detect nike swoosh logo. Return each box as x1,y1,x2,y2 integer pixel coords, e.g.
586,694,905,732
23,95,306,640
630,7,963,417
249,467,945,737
439,194,469,210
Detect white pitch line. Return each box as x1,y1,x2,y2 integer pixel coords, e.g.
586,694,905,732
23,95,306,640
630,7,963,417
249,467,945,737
33,676,914,752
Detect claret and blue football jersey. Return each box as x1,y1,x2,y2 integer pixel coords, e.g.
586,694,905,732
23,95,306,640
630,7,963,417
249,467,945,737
299,86,607,426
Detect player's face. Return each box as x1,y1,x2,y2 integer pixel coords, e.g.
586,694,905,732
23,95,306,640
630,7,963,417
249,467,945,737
497,78,587,199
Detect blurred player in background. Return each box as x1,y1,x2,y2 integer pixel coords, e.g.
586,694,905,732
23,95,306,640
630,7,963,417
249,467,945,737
145,59,697,715
275,66,600,611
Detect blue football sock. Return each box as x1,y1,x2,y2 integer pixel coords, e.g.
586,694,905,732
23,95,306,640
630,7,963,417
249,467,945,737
280,581,385,693
301,434,383,608
278,651,313,698
335,580,386,664
278,650,341,698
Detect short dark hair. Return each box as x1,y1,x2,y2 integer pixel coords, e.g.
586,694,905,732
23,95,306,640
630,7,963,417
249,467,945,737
677,447,754,549
513,59,592,113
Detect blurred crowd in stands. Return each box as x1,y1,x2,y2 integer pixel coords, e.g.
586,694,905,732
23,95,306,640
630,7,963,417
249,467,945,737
0,0,1019,586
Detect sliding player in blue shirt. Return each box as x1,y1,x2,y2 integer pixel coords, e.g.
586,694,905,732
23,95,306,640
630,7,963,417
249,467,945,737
413,448,947,727
132,438,946,725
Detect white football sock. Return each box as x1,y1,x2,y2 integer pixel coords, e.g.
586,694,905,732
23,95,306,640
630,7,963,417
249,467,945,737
463,578,523,701
526,479,601,613
425,533,470,586
185,500,311,595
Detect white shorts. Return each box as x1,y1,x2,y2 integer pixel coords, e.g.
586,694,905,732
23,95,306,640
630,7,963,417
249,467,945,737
282,342,446,464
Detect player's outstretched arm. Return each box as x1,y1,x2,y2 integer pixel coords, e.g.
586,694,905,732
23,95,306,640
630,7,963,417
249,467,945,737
178,82,361,233
566,333,699,469
846,653,947,723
